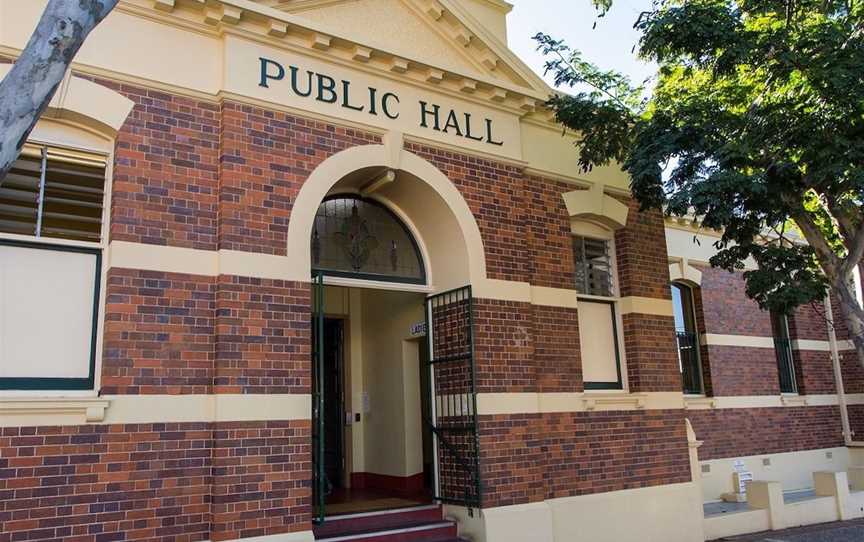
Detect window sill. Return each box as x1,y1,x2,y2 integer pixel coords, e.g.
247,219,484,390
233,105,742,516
583,392,645,411
0,397,110,427
781,394,808,407
684,397,717,410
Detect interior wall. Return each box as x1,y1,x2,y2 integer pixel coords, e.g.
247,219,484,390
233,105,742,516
361,288,425,478
320,286,426,482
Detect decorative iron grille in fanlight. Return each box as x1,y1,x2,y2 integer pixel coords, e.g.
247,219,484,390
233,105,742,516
311,195,425,284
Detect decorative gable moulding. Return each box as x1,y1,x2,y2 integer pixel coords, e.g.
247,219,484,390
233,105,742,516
204,4,242,25
144,0,548,111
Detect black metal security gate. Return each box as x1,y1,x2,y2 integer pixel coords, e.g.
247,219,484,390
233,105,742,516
424,286,482,510
311,272,326,524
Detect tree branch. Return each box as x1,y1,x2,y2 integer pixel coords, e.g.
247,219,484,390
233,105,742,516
788,203,843,277
842,222,864,278
0,0,118,181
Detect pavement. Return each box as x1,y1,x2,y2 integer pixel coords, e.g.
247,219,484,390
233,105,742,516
711,519,864,541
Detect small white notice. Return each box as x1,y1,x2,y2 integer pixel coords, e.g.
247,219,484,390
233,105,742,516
410,321,427,337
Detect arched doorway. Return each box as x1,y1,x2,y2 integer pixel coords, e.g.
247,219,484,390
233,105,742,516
300,144,485,523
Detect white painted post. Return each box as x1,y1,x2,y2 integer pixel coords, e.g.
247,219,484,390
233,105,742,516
746,481,786,530
814,471,853,520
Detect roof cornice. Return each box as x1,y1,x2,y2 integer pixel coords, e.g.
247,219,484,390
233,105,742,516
136,0,550,111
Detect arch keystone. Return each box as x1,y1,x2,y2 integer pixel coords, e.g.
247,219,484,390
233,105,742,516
562,183,629,230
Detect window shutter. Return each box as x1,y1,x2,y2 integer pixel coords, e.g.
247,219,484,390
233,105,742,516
0,145,106,242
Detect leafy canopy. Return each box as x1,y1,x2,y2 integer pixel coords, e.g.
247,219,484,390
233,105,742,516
537,0,864,317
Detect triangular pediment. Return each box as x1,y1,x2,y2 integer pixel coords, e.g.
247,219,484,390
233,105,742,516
251,0,551,95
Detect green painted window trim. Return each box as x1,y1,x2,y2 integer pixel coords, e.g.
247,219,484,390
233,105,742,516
580,298,624,391
0,238,101,391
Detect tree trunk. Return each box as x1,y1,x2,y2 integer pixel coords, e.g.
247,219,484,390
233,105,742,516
832,272,864,369
0,0,118,181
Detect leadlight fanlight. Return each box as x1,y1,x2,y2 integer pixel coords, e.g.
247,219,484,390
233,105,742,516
311,195,426,284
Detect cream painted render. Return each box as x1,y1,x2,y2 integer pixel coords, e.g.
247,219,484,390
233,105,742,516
0,0,631,193
700,446,851,503
447,482,705,542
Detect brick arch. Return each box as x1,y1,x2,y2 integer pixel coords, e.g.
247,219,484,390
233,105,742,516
285,140,488,290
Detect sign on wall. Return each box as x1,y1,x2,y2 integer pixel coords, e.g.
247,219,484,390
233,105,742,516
223,37,522,160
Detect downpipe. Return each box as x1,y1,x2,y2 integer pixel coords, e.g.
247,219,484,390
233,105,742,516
825,294,862,446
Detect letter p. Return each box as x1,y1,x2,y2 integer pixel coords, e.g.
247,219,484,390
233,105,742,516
259,57,285,88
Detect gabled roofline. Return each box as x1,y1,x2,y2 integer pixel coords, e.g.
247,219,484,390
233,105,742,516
144,0,550,107
436,0,553,96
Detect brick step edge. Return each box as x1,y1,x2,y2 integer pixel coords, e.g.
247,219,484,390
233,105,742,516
315,521,456,542
314,505,443,538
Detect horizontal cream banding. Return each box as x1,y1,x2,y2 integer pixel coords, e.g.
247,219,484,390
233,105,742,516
530,286,579,309
476,392,685,415
685,393,864,410
700,333,855,351
618,296,674,316
204,531,315,542
109,242,587,307
103,394,312,424
701,334,776,348
0,394,313,427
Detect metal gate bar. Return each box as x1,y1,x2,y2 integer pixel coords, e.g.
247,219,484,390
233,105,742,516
311,272,326,524
425,285,482,509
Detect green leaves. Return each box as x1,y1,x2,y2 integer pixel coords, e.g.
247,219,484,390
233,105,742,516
533,32,644,171
538,0,864,319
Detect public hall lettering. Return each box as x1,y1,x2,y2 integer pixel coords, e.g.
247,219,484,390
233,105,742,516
258,57,504,147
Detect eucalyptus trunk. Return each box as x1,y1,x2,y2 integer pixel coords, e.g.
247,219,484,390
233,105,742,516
833,272,864,368
0,0,118,181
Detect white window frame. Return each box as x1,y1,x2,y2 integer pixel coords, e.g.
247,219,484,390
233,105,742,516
0,120,113,397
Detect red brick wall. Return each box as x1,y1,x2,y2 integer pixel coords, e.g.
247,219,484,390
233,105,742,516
533,305,582,393
705,346,781,396
622,314,681,392
793,350,836,395
405,142,529,283
0,423,211,542
211,421,311,541
615,202,671,300
698,266,773,337
219,102,379,255
789,302,830,341
102,268,216,395
214,276,310,394
524,175,576,289
101,79,220,251
542,410,690,500
478,410,691,508
688,406,844,460
693,265,843,397
0,69,718,542
479,414,545,508
841,352,864,394
848,404,864,440
473,299,535,393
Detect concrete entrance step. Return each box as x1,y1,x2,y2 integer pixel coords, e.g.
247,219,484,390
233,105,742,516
314,504,460,541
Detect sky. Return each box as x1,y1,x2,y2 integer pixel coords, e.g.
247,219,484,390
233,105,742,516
505,0,656,89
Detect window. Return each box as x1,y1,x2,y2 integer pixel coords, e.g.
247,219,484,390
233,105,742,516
1,143,106,242
311,195,425,284
771,312,797,394
573,230,624,390
573,235,613,297
672,282,703,394
578,299,623,389
0,141,107,390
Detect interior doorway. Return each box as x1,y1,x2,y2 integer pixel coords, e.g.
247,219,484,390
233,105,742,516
318,318,345,492
314,285,435,517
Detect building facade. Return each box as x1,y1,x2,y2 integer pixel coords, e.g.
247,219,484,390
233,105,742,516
0,1,862,542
